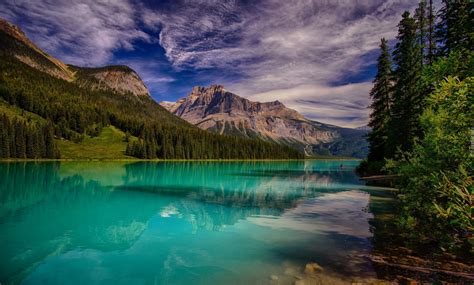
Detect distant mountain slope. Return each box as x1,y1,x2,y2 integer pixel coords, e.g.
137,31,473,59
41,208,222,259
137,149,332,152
162,85,368,158
0,18,74,81
0,18,149,98
70,65,150,98
0,18,302,159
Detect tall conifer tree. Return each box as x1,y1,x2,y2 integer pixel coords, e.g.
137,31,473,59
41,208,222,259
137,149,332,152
0,115,11,158
15,120,26,158
44,121,56,158
427,0,436,64
415,0,428,65
367,38,393,163
436,0,473,56
388,11,422,156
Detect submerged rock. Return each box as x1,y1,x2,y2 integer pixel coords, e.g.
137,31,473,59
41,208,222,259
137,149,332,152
304,263,324,274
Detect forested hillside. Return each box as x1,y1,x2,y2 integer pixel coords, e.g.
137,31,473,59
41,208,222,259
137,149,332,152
0,19,303,160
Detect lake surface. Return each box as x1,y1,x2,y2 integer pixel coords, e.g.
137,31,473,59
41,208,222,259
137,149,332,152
0,160,388,284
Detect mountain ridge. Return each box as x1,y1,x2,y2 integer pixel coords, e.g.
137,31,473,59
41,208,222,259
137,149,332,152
161,85,368,158
0,18,149,98
70,65,150,97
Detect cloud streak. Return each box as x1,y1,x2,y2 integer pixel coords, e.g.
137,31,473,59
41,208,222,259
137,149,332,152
248,82,372,127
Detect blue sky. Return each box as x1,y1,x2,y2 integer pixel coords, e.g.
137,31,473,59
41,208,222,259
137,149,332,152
0,0,420,127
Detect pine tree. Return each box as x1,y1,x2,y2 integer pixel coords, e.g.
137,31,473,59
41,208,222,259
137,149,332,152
0,115,11,158
26,125,35,158
427,0,436,64
36,127,45,158
44,121,56,158
367,38,393,163
388,11,423,156
15,120,26,158
436,0,473,56
415,0,428,65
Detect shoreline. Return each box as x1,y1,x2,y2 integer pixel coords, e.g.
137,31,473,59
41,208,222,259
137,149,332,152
367,188,474,283
0,157,362,162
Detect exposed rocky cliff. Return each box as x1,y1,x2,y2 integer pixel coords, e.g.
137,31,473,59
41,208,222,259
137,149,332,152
162,85,368,157
72,65,150,97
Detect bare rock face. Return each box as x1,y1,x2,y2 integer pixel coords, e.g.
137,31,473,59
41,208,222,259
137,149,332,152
161,85,368,157
171,85,305,121
73,66,150,97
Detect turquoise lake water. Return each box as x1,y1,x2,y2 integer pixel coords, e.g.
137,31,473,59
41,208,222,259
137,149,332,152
0,160,386,284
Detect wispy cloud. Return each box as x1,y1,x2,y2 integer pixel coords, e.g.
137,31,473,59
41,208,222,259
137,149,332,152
248,82,372,128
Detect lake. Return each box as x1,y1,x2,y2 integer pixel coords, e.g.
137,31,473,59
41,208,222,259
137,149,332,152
0,160,389,284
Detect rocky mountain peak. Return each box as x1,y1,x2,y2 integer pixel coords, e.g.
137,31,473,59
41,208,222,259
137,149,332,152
73,65,150,97
208,84,225,92
162,84,368,158
163,84,306,120
191,84,225,95
0,19,28,45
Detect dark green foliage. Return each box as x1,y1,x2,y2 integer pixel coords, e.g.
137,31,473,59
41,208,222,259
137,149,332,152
0,114,59,158
435,0,473,57
388,77,473,252
427,0,436,64
367,38,393,164
0,114,10,158
124,124,303,159
415,0,428,65
387,11,424,157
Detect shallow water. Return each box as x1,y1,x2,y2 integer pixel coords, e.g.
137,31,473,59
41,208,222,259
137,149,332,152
0,160,386,284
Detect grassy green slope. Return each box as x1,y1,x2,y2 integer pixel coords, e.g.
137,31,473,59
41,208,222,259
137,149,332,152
0,100,137,159
57,126,137,160
0,99,45,123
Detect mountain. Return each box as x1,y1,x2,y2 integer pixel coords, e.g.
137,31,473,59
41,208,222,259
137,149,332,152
0,18,302,160
162,85,368,158
355,125,371,131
